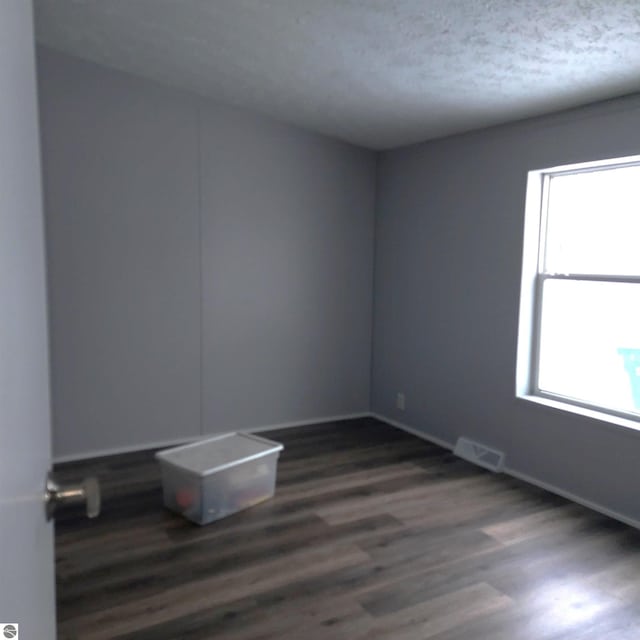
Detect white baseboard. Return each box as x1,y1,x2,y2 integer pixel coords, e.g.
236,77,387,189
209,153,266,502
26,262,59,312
503,466,640,531
53,435,204,464
53,412,370,464
371,411,640,532
248,412,370,434
370,412,454,451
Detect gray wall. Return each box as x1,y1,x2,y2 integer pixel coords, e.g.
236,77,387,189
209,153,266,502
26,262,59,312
372,94,640,522
38,48,375,459
39,50,202,458
200,106,374,432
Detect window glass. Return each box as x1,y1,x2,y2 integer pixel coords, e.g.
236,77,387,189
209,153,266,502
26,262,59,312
544,165,640,276
538,279,640,415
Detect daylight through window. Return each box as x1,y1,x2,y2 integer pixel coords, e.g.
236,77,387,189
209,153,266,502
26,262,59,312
520,156,640,424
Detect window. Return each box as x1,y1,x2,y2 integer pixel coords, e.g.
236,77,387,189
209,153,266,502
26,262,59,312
518,155,640,426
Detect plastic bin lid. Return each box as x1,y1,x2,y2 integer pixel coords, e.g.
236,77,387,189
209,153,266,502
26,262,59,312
155,432,283,476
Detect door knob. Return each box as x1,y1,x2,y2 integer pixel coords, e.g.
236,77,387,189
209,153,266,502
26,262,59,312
45,473,101,521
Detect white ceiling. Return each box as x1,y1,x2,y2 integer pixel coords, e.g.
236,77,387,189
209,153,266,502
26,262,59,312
34,0,640,150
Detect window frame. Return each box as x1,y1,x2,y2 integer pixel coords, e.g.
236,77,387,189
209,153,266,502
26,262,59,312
518,154,640,428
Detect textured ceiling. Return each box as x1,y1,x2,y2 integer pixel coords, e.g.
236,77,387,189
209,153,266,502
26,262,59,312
34,0,640,149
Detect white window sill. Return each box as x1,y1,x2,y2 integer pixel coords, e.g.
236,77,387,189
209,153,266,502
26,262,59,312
517,394,640,436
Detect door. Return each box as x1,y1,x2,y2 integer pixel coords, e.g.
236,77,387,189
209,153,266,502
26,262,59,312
0,1,56,638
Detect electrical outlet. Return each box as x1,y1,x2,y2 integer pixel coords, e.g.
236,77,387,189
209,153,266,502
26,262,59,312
396,392,406,411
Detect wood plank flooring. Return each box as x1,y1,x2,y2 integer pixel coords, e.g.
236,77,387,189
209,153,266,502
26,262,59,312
54,417,640,640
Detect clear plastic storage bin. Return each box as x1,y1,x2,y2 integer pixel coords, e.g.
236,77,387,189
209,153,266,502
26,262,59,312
155,433,283,525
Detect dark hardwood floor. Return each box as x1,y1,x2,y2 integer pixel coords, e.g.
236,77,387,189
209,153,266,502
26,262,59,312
54,417,640,640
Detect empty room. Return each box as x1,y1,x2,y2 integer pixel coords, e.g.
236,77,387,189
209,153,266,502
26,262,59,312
4,1,640,638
